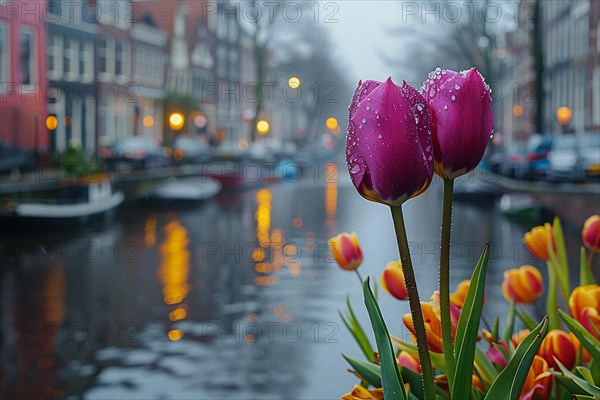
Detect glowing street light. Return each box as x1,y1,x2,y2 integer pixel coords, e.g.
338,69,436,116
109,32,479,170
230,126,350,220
46,115,58,131
169,112,185,131
257,120,270,135
556,106,572,127
512,104,523,117
288,76,300,89
143,116,155,128
326,117,338,130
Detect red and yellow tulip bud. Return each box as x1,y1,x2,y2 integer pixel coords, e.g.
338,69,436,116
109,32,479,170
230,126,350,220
512,329,530,348
450,279,486,308
381,260,408,301
523,223,555,261
341,385,384,400
538,329,577,370
520,355,553,400
328,232,363,271
568,284,600,339
568,332,591,363
397,351,420,373
402,291,459,353
582,215,600,252
502,265,543,304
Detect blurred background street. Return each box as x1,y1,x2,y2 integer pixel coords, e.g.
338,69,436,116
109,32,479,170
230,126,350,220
1,1,599,399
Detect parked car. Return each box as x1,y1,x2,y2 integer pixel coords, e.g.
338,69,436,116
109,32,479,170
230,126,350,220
172,137,210,165
100,136,171,170
499,145,528,179
0,142,35,175
523,134,555,180
547,133,600,182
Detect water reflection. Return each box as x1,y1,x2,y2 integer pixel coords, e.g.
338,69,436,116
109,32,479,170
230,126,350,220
1,163,596,399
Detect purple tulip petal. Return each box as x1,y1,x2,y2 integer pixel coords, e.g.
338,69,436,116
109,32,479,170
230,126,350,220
350,78,432,205
422,67,494,179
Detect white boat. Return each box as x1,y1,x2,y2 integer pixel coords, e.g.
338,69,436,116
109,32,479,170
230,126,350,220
5,178,124,221
143,177,222,202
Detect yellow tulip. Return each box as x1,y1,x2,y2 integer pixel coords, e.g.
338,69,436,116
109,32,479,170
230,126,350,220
381,260,408,301
568,284,600,339
520,355,553,400
538,329,576,370
341,385,384,400
502,265,544,304
328,232,363,271
523,223,555,261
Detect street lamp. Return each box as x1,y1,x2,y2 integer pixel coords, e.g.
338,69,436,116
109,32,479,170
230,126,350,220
556,107,572,131
512,104,524,117
256,120,270,135
46,115,58,131
326,117,338,131
288,76,300,89
169,112,185,132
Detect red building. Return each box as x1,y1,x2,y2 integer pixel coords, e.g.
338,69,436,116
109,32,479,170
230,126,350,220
0,0,49,153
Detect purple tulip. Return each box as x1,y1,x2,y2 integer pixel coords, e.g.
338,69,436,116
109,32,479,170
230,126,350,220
421,67,494,179
346,78,433,207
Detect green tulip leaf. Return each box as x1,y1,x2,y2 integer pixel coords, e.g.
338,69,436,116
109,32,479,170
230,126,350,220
553,217,571,301
555,373,590,396
342,354,382,388
590,358,600,386
515,306,538,331
580,247,596,285
474,345,498,384
576,367,596,386
484,317,549,400
400,366,449,400
451,244,490,400
558,309,600,363
556,359,600,397
363,277,407,400
341,295,374,361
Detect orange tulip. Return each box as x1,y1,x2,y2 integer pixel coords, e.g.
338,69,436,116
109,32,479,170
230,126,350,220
568,284,600,339
502,265,544,304
523,223,555,261
450,279,486,308
568,332,591,363
472,375,485,393
538,329,576,370
520,355,553,400
582,215,600,252
328,232,363,271
341,385,384,400
381,260,408,301
403,291,460,353
397,351,420,373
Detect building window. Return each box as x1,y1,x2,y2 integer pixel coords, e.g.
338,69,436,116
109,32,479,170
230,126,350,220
19,27,35,86
115,42,126,77
64,37,78,79
98,38,108,74
597,22,600,52
0,23,8,87
47,33,63,78
594,66,600,126
80,40,93,81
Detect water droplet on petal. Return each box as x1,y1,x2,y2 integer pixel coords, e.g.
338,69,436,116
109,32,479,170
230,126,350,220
451,95,456,101
377,134,382,139
362,118,366,124
366,105,371,111
350,164,360,174
442,105,448,110
455,84,461,90
359,124,363,129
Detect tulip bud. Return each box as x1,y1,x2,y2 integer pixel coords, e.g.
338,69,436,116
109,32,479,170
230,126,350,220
582,215,600,252
521,355,553,400
421,67,494,179
568,284,600,339
346,78,433,206
397,351,420,373
328,232,363,271
502,265,544,304
450,279,487,308
538,329,577,370
523,223,555,261
381,260,408,301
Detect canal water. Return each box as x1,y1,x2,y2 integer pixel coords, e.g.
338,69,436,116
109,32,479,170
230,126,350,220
0,161,593,399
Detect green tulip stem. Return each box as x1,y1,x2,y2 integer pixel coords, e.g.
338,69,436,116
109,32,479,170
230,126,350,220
354,269,365,288
440,178,456,388
390,205,436,400
546,260,560,330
